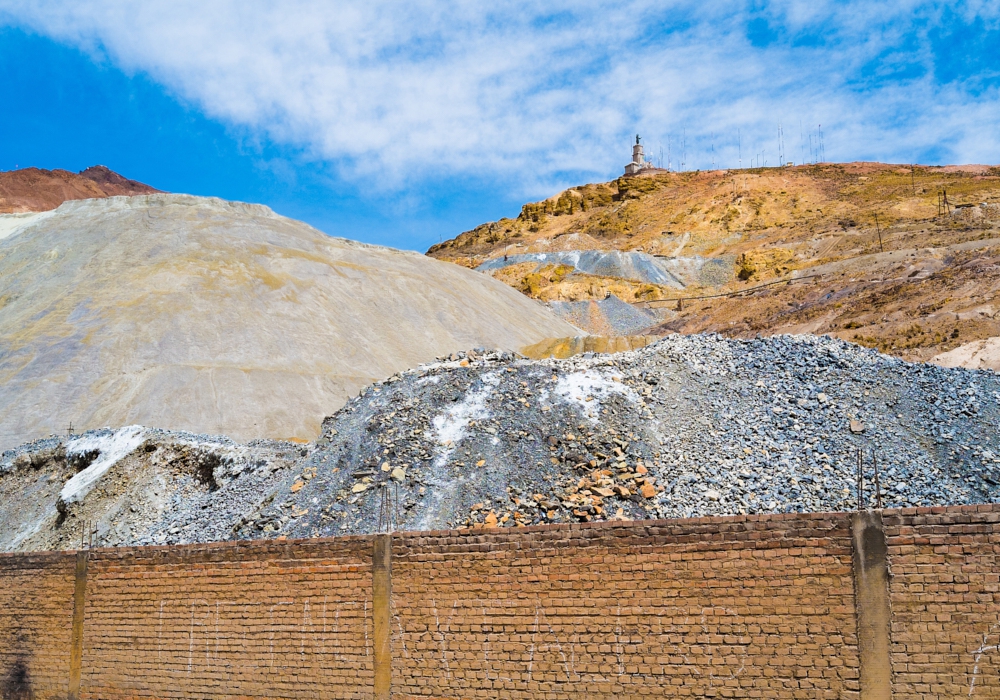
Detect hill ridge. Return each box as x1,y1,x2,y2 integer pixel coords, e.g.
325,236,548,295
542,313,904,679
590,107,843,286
428,161,1000,368
0,164,160,213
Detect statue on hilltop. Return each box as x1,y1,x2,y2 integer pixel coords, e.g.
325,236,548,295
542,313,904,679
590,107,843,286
624,133,664,177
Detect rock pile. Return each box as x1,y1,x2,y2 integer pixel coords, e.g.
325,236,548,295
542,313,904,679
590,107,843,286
2,334,999,551
258,333,1000,540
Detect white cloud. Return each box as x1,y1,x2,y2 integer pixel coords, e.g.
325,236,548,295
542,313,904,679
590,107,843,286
2,1,998,195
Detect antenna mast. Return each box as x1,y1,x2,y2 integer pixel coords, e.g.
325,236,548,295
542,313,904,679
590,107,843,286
799,119,805,166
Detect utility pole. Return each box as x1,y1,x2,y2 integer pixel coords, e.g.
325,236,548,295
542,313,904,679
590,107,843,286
874,213,884,253
910,164,916,194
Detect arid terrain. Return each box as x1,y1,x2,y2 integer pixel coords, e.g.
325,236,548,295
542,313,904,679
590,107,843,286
0,165,159,213
4,334,999,550
2,163,1000,550
0,193,574,450
429,163,1000,367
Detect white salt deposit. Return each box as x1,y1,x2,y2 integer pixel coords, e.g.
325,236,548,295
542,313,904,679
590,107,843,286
60,426,147,505
555,370,636,420
430,372,498,449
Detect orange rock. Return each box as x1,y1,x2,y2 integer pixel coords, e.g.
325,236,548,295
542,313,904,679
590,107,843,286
641,483,656,499
484,512,498,527
290,481,305,493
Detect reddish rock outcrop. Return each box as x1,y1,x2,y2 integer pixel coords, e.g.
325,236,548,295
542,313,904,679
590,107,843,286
0,165,160,213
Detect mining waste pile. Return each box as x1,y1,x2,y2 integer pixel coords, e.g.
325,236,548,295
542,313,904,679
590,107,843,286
3,334,998,552
0,193,575,449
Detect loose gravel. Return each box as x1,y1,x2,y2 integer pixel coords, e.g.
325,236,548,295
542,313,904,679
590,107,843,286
3,334,999,551
262,333,1000,539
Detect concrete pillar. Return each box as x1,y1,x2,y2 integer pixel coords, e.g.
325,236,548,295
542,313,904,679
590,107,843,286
851,511,892,699
373,534,392,699
68,550,89,700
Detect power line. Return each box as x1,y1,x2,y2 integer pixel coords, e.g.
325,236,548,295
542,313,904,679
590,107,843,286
633,274,820,308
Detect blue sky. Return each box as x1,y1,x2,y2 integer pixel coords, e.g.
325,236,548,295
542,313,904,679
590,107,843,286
1,1,998,251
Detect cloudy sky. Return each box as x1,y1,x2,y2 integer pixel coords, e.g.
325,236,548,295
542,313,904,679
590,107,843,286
1,1,998,250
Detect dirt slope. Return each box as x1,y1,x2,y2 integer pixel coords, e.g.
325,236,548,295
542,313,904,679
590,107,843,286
429,163,1000,364
0,194,576,450
0,165,159,213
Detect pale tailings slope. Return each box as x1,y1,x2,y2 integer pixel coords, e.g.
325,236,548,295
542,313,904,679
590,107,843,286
0,194,576,449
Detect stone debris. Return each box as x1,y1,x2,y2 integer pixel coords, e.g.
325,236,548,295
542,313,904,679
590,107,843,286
255,334,1000,539
2,334,1000,551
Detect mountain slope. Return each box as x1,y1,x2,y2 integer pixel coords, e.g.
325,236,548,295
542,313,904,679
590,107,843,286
428,162,1000,365
0,165,160,213
0,194,576,449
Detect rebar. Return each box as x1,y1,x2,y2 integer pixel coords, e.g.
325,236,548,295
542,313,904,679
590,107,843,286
872,448,883,510
377,483,398,535
857,448,864,512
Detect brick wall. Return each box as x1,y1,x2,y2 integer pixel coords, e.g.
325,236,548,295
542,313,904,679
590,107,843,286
885,505,1000,700
0,506,998,699
392,514,858,699
81,538,374,700
0,551,76,699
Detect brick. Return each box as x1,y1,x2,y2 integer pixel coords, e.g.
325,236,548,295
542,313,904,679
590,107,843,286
3,505,999,698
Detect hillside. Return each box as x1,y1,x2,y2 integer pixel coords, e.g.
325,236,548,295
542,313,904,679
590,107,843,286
0,194,575,450
428,162,1000,367
0,165,160,213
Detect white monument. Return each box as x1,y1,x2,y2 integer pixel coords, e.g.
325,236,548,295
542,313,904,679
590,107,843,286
623,135,663,176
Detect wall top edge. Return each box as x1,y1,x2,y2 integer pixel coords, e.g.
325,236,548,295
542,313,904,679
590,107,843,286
1,503,996,559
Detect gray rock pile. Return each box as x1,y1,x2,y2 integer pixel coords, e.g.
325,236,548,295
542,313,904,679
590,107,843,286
548,294,659,336
258,333,1000,540
2,334,999,551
